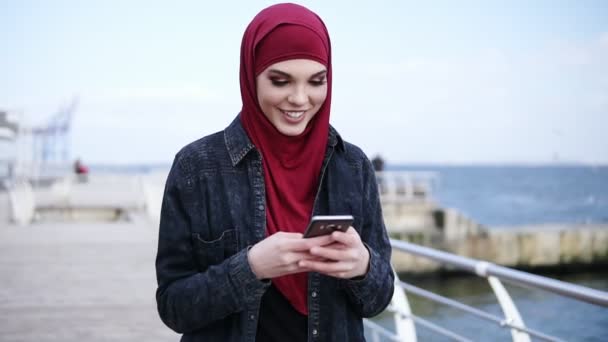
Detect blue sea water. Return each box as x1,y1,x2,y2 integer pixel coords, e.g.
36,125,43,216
390,165,608,227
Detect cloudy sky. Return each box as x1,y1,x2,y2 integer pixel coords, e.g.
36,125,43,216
1,0,607,165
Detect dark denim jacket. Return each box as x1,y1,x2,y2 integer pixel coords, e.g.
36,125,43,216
156,116,394,341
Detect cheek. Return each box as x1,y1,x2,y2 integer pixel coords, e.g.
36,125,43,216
311,86,328,106
258,86,286,108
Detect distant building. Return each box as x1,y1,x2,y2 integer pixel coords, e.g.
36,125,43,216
0,98,78,183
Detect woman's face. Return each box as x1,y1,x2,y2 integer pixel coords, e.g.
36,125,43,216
256,59,328,136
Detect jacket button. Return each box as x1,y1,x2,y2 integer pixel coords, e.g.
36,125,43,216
312,329,318,335
250,314,255,320
311,291,317,298
258,205,264,211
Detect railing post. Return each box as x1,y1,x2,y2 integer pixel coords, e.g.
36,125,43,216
487,276,531,342
7,179,35,226
391,269,417,341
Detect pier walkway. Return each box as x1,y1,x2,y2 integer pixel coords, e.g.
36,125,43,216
0,219,178,341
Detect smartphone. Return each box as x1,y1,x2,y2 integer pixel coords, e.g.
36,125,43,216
303,215,354,238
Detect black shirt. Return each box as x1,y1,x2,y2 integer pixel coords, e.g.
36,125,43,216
256,284,308,342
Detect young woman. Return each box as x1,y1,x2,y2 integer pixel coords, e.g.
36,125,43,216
155,3,394,341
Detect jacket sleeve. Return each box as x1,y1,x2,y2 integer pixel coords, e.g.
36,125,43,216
155,154,268,333
341,157,395,317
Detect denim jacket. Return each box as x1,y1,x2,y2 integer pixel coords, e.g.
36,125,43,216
156,116,394,341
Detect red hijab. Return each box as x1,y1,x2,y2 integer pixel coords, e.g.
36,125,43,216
239,3,332,315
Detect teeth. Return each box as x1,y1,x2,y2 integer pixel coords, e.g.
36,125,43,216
283,111,305,119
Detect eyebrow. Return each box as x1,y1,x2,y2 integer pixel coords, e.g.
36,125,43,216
267,69,327,78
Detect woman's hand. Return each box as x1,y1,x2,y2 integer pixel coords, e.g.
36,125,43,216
298,227,370,279
247,232,333,279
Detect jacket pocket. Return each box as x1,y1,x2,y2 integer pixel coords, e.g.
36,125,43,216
192,229,238,270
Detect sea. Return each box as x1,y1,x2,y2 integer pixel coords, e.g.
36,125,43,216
97,163,608,341
389,164,608,227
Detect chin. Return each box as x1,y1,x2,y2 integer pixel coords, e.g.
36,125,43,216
277,125,306,136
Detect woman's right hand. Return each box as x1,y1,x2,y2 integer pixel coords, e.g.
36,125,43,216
247,232,333,279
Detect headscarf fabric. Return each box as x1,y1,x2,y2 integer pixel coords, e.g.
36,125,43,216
239,3,332,315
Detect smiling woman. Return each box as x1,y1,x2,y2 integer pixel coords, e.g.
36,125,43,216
155,3,394,342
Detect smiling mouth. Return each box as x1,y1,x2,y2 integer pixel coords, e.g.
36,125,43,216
280,110,307,119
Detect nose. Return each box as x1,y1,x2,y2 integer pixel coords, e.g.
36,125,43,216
287,86,307,106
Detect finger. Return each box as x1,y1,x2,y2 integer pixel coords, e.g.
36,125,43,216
309,245,354,262
280,251,316,265
299,259,351,274
301,254,329,262
286,234,334,252
306,234,335,245
289,252,331,264
331,229,359,246
272,232,304,239
315,241,347,251
283,260,319,275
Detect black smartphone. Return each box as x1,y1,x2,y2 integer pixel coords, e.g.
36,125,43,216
303,215,354,238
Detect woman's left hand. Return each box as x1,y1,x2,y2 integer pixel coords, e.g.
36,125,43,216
298,227,370,279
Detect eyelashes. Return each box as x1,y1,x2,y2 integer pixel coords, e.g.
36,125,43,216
270,78,327,87
270,79,289,87
309,79,327,86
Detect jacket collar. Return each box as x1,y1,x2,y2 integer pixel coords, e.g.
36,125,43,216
224,114,345,166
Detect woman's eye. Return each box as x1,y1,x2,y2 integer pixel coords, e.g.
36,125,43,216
271,79,289,87
309,78,326,86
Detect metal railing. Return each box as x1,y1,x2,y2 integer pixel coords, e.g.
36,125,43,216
391,240,608,307
364,239,608,341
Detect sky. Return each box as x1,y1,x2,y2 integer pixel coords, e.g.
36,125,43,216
1,0,607,165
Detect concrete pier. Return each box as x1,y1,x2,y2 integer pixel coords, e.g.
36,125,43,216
0,219,179,341
388,207,608,273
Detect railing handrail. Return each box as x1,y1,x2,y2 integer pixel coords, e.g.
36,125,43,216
390,239,608,307
394,281,564,342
